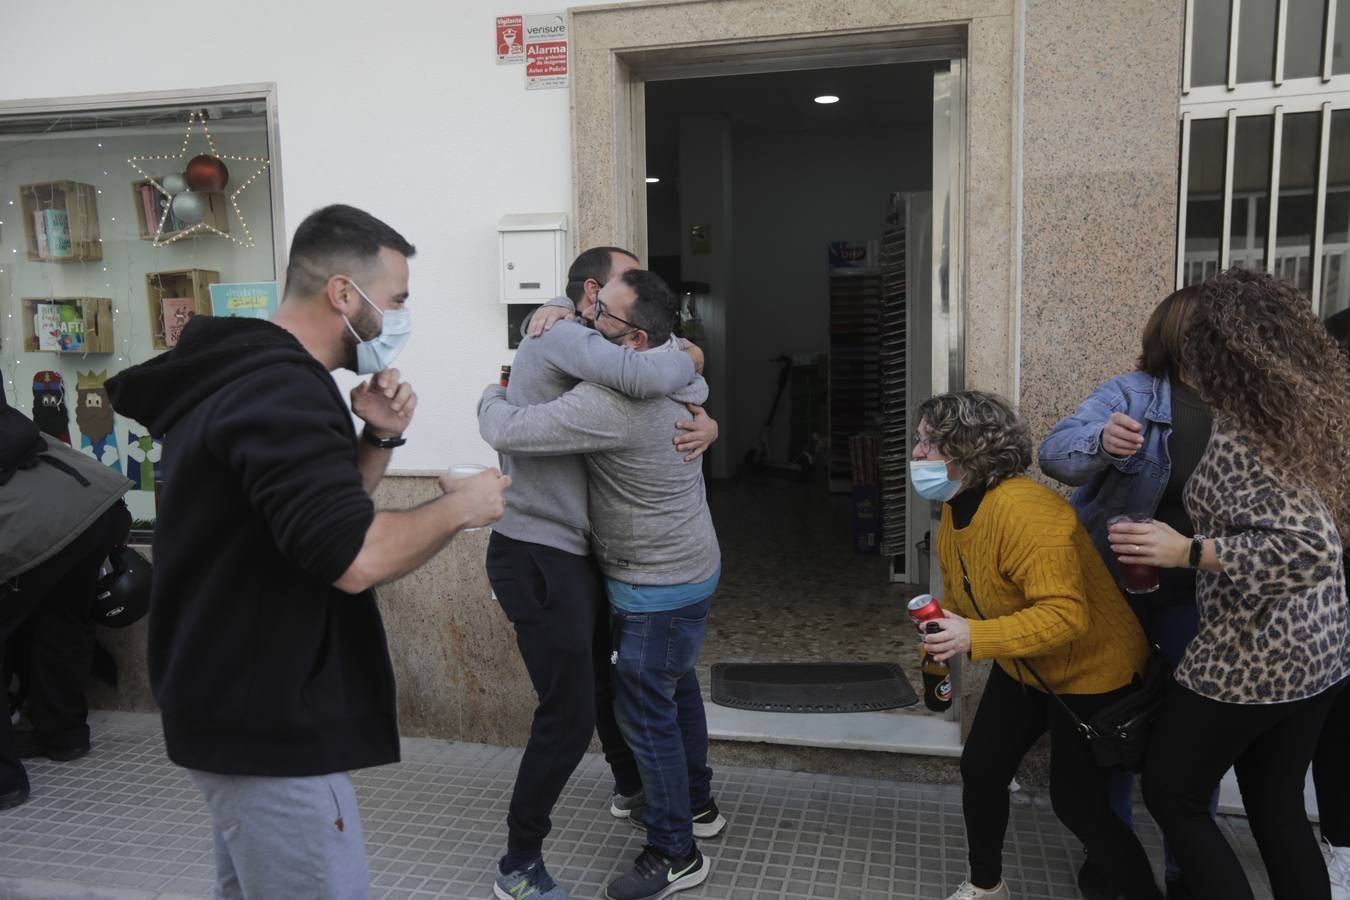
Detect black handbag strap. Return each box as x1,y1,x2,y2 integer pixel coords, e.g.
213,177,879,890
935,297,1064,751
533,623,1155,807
955,548,1099,740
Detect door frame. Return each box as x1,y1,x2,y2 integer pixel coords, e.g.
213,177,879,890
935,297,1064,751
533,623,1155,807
569,0,1018,401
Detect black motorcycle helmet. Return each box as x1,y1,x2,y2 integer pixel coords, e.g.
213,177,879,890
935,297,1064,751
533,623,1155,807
93,545,152,628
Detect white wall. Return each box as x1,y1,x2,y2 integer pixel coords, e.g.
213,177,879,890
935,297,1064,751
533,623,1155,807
727,124,929,468
0,0,613,473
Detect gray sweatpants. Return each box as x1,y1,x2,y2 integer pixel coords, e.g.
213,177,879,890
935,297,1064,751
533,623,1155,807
188,769,370,900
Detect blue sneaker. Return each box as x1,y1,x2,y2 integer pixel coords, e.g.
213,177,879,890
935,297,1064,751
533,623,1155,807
494,859,572,900
605,845,709,900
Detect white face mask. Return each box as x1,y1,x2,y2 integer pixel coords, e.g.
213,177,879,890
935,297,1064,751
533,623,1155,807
909,458,964,502
342,278,411,375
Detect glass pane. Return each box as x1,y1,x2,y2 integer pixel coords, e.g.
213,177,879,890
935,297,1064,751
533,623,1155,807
0,102,280,528
1336,0,1350,74
1285,0,1327,79
1183,117,1229,285
1238,0,1279,82
1321,109,1350,316
1231,116,1274,269
1275,111,1323,295
1193,0,1234,86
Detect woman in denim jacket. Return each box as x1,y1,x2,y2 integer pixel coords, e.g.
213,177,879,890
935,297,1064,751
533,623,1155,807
1039,285,1211,900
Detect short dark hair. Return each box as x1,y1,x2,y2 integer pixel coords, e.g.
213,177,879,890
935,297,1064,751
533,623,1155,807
621,269,678,346
1138,284,1200,379
1327,307,1350,359
565,246,638,302
284,205,416,297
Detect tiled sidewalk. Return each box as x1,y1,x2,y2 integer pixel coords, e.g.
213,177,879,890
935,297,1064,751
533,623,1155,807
0,711,1273,900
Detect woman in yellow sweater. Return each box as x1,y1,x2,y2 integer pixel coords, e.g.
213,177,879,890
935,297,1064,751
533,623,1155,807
913,391,1158,900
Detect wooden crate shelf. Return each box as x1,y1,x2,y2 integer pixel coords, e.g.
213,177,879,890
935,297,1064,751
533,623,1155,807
131,179,228,241
20,297,114,353
18,181,102,262
146,268,220,349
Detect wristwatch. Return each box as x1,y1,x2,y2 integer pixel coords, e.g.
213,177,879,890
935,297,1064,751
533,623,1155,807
1189,534,1206,568
362,428,407,450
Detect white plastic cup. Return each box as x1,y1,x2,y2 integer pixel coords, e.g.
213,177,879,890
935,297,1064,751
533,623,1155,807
449,464,488,532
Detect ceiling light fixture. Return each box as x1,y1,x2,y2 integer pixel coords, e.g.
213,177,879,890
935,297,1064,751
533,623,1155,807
814,95,840,105
645,176,660,183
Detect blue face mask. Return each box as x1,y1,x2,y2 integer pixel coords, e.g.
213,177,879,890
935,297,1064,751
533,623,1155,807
910,459,964,502
342,278,411,375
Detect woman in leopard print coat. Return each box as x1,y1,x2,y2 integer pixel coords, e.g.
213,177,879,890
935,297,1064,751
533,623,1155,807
1108,269,1350,900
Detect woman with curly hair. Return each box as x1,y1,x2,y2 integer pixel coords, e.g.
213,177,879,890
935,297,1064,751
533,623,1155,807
1109,269,1350,900
913,391,1161,900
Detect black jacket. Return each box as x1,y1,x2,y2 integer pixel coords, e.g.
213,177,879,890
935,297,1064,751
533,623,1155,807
108,317,397,776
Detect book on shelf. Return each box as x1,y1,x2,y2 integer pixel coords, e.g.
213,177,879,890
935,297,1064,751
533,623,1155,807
32,210,49,257
33,303,61,351
44,209,72,258
161,297,197,347
140,184,159,236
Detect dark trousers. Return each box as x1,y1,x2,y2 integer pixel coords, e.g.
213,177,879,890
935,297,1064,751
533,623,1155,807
611,597,714,859
0,501,130,792
1315,683,1350,847
1109,585,1216,881
485,532,641,858
962,664,1161,900
1143,676,1347,900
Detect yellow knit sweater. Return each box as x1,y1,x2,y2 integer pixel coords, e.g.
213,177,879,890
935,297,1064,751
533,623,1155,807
936,477,1148,695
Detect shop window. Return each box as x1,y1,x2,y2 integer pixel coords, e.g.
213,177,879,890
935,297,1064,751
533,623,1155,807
0,91,283,530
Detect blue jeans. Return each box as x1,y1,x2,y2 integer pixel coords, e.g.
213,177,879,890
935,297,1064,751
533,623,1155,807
610,597,713,859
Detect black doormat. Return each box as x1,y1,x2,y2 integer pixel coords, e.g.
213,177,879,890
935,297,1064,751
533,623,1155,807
710,662,918,713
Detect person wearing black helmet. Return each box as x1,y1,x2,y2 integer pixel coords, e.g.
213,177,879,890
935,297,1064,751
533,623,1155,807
0,384,132,810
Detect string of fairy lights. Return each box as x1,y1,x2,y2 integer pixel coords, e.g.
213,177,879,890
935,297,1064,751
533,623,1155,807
1,105,275,441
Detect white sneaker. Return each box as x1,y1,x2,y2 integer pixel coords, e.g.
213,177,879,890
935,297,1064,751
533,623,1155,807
944,880,1010,900
1326,839,1350,900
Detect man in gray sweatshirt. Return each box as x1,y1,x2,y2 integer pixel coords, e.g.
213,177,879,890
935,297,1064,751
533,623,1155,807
479,269,722,900
479,247,717,900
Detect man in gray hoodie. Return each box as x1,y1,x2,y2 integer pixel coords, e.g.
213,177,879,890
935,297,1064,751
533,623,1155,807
479,269,722,900
479,247,716,900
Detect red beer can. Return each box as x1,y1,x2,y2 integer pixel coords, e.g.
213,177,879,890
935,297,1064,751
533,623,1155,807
907,593,944,634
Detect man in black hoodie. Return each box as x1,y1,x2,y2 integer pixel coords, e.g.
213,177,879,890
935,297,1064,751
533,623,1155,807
108,205,509,898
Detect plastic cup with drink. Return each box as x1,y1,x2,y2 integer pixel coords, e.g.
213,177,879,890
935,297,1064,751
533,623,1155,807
1107,513,1160,594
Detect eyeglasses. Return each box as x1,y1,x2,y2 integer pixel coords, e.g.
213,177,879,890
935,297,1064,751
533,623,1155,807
912,432,940,454
594,297,641,332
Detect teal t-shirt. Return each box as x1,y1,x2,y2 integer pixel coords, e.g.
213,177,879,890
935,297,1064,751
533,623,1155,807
605,567,721,613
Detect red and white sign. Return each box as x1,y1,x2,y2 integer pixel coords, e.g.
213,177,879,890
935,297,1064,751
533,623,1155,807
496,15,524,65
524,13,568,90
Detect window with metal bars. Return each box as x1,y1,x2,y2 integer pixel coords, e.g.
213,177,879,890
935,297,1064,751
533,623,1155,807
1178,0,1350,318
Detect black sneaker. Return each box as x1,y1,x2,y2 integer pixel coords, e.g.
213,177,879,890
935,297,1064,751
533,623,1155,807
629,798,727,839
1076,855,1115,900
0,780,30,812
14,731,89,762
605,845,708,900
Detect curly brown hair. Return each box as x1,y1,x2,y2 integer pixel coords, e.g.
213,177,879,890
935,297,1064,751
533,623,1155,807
914,391,1032,489
1184,268,1350,528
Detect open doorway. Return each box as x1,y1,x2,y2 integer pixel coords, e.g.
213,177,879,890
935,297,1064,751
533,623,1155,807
643,60,962,748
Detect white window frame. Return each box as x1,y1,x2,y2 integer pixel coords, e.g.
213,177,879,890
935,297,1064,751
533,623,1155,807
1179,0,1350,314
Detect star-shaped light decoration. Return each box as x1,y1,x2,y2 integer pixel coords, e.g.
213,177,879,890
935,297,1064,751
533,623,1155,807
126,109,271,248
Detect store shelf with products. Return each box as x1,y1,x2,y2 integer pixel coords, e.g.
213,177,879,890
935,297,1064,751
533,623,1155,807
146,268,220,348
828,269,882,493
18,181,102,262
20,297,114,353
131,179,228,242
